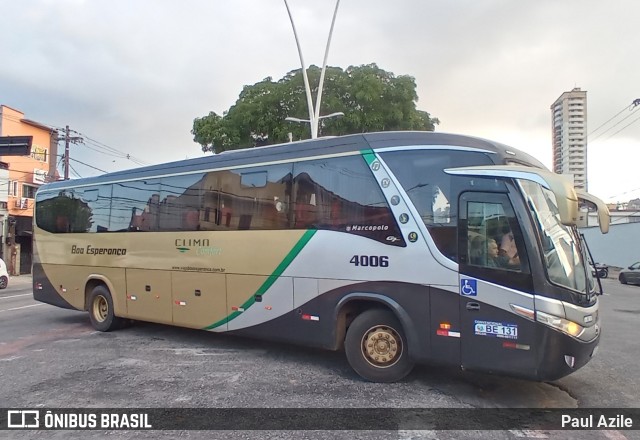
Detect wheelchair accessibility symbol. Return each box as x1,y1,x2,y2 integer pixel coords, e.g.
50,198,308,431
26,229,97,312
460,278,477,296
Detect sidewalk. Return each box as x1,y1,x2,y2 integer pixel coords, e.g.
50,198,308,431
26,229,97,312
7,274,33,288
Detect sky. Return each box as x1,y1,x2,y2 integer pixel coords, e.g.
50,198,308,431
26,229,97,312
1,0,639,203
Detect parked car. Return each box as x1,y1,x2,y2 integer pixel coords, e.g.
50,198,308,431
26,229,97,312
0,258,8,289
619,262,640,285
591,263,609,278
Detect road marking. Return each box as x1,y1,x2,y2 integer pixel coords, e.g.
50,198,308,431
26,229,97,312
0,293,33,300
0,304,45,313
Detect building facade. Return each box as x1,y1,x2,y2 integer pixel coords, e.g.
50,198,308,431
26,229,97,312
0,105,58,274
551,87,588,190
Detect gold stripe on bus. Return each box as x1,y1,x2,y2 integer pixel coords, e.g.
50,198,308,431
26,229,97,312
36,229,311,329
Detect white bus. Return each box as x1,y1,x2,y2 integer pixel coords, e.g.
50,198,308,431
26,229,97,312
33,131,608,382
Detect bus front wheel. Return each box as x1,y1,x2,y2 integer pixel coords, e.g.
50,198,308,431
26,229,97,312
88,286,123,332
345,309,414,383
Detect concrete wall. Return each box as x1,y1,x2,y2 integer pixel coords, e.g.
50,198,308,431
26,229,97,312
580,222,640,268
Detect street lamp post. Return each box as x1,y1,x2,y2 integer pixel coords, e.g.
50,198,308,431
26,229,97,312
283,0,341,139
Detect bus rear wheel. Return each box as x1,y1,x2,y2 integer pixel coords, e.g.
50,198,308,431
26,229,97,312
345,309,414,382
88,286,123,332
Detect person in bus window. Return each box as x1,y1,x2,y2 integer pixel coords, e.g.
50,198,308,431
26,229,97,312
487,238,520,269
469,235,486,265
486,238,502,268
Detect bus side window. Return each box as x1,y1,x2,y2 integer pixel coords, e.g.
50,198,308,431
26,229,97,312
379,149,497,261
294,191,317,228
55,216,70,233
465,200,525,273
291,156,402,245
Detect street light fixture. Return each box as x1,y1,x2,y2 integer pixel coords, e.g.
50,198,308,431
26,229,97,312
286,112,344,138
284,112,344,142
285,112,345,125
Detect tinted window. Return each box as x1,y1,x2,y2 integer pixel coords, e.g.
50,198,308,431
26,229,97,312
201,164,292,231
380,150,499,260
35,185,113,233
111,179,161,232
158,174,204,231
467,201,522,271
292,155,401,245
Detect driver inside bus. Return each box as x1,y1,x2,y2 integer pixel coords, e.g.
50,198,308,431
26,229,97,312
487,238,520,270
499,231,520,269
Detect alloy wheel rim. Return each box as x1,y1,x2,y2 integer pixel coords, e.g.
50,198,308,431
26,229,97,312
93,295,108,322
361,325,402,368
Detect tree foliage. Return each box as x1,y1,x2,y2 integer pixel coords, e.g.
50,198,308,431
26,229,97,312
192,63,439,153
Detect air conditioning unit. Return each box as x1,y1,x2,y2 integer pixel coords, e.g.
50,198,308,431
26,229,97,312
14,199,21,208
16,197,28,209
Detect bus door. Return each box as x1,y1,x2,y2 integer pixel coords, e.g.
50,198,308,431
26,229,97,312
457,191,538,376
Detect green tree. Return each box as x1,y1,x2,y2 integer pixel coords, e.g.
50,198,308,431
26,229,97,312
192,63,439,153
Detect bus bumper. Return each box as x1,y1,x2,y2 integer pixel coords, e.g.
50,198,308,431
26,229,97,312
32,264,77,310
535,325,600,381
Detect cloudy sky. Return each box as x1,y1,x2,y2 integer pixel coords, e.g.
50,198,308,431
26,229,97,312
1,0,639,202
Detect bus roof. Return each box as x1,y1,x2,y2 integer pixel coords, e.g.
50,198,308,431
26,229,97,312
39,131,546,191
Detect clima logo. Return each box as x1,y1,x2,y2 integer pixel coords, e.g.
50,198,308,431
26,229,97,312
175,238,210,253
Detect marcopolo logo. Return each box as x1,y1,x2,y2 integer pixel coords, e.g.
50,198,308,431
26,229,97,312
175,238,222,256
345,225,389,232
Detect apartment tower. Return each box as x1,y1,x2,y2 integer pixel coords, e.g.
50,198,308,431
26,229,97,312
551,87,588,190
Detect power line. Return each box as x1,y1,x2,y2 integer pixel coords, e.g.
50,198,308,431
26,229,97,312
607,185,640,202
69,162,83,179
601,112,640,141
588,103,632,136
67,156,107,174
2,111,151,170
589,104,640,143
79,133,150,166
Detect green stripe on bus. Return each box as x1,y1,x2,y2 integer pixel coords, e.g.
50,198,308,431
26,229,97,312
360,149,376,165
204,229,317,330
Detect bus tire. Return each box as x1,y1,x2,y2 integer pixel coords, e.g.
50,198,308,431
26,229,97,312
88,285,123,332
344,309,414,383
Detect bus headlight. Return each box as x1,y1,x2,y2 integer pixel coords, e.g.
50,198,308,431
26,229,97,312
536,311,585,338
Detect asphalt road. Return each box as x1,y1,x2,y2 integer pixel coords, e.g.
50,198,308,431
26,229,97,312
1,275,639,440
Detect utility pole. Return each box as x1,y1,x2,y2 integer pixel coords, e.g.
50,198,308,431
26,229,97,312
58,126,82,180
7,216,17,276
64,125,70,180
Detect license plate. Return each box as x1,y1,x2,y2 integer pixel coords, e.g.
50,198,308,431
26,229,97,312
474,320,518,339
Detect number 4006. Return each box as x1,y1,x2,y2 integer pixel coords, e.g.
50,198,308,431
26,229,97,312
349,255,389,267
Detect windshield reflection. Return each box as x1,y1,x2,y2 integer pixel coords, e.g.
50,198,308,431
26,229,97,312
519,180,588,294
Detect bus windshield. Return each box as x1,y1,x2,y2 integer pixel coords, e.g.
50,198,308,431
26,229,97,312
519,179,588,295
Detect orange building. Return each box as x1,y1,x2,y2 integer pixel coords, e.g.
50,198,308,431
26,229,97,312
0,105,59,274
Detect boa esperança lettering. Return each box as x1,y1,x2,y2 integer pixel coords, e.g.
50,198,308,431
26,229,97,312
71,245,127,256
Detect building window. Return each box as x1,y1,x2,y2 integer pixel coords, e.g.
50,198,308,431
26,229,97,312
22,184,38,199
9,181,18,197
